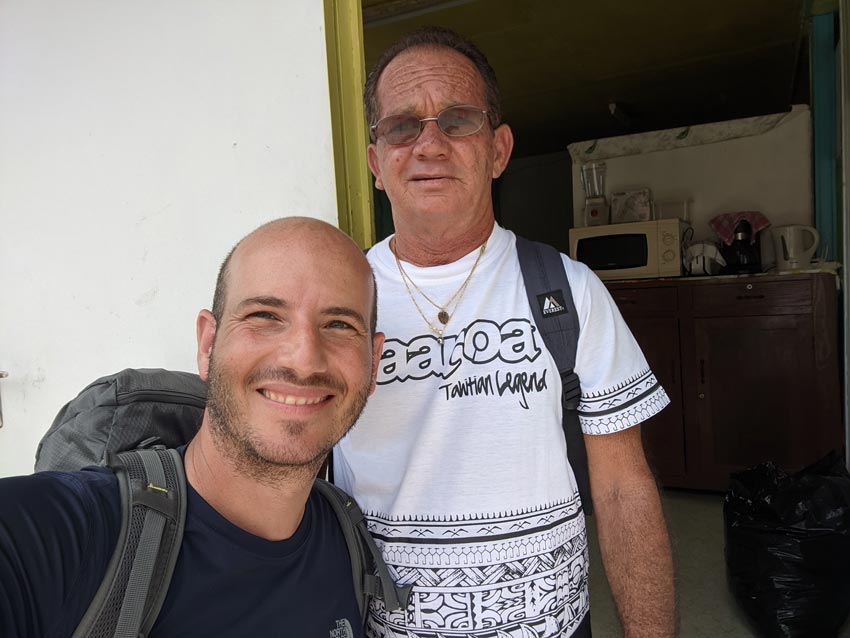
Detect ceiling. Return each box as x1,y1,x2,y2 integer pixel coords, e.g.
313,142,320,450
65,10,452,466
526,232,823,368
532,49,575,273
361,0,825,158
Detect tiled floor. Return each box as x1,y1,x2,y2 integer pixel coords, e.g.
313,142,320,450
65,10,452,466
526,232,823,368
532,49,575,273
585,489,850,637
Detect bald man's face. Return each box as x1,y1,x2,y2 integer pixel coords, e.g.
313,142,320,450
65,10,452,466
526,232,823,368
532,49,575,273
196,223,382,475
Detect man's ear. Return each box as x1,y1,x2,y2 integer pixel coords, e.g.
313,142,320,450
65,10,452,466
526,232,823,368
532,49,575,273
196,309,217,382
491,123,514,179
367,144,385,191
368,331,385,396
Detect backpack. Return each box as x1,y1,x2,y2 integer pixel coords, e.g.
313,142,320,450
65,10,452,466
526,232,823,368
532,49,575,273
34,368,410,638
514,236,591,515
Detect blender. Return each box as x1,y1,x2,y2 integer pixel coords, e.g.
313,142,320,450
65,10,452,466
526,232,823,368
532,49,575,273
580,161,609,226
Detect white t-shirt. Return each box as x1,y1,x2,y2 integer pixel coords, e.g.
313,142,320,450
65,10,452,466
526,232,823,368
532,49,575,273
334,224,669,638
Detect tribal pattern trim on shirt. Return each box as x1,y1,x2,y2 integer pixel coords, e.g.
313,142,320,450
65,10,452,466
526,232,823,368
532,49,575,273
364,498,589,638
578,367,670,434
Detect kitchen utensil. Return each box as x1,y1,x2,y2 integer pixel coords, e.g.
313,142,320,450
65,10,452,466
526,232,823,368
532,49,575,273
721,220,762,274
773,225,819,271
580,162,609,226
580,162,606,198
685,241,726,276
584,196,609,226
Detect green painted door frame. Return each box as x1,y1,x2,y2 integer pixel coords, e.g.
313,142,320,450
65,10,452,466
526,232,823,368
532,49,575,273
324,0,375,248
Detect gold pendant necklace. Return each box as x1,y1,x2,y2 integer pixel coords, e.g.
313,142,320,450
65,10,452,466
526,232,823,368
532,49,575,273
392,238,488,343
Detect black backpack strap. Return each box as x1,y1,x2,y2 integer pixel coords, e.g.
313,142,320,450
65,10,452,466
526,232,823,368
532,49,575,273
313,479,411,624
73,448,187,638
514,235,593,515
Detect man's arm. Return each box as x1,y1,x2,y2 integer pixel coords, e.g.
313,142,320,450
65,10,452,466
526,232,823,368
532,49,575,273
584,425,676,637
0,471,120,638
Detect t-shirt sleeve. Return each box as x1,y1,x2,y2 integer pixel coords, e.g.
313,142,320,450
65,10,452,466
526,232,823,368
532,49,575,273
0,468,121,638
564,256,670,435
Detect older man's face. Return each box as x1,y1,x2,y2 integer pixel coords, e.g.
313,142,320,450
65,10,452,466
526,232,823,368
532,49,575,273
367,47,512,233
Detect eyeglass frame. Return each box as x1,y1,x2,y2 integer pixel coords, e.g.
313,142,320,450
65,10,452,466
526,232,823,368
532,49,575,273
369,105,491,145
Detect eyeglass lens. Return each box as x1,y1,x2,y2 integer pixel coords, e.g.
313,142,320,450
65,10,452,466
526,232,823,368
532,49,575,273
374,106,486,145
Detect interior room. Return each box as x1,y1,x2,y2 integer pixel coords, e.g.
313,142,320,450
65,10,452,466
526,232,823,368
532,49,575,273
0,2,846,635
360,1,849,635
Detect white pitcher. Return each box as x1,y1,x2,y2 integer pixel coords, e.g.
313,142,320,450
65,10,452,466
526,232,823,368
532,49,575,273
773,225,820,271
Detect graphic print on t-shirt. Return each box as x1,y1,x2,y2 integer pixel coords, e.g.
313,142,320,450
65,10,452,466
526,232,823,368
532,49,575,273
330,618,355,638
378,318,550,409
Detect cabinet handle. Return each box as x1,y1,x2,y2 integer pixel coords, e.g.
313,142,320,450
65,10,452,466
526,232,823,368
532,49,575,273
735,294,765,300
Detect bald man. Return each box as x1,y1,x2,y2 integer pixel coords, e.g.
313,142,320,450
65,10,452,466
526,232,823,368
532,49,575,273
0,218,384,638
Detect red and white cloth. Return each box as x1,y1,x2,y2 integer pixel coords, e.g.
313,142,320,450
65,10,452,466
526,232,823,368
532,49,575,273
709,211,771,245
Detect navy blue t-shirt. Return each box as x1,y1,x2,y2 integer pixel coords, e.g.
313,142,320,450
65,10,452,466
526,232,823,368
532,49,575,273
0,465,362,638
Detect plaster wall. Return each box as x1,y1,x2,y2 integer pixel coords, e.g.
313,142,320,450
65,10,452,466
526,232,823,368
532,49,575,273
0,1,337,476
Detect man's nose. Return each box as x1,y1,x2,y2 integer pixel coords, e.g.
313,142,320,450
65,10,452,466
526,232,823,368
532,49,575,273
278,324,328,375
413,119,450,156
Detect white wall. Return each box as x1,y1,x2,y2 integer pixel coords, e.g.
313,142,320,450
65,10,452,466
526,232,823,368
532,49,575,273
570,107,814,243
0,1,338,477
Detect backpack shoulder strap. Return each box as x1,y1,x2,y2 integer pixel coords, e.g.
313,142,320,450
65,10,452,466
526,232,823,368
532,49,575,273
514,235,593,515
313,479,411,623
73,448,187,638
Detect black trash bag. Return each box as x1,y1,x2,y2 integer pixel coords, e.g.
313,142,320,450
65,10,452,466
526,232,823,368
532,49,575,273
724,451,850,638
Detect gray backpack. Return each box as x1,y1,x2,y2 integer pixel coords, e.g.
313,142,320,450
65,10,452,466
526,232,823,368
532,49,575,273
514,236,589,514
35,368,410,638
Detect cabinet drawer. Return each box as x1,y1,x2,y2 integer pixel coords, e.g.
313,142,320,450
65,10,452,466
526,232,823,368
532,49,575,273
608,286,678,316
691,279,811,316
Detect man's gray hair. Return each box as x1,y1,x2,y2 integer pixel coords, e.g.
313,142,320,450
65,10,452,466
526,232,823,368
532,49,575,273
364,26,502,135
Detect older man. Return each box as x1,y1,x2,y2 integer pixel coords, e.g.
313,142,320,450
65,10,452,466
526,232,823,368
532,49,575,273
0,218,383,637
333,27,675,638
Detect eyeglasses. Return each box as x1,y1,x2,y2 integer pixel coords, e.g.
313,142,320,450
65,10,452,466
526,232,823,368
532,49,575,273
370,105,489,145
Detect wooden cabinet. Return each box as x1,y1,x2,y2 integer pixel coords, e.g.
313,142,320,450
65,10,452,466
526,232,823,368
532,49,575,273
606,285,686,486
607,273,842,491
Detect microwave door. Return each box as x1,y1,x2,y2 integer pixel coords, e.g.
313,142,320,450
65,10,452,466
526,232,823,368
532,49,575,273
576,234,649,270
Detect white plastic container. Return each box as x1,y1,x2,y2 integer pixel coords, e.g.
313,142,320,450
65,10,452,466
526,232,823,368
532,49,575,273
653,199,691,222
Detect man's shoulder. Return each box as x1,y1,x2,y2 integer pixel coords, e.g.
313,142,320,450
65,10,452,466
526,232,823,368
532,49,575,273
0,466,118,504
306,481,361,557
307,479,345,525
365,236,392,271
509,231,597,288
0,466,122,546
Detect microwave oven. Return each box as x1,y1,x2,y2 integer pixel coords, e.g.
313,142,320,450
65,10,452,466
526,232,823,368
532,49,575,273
568,219,689,280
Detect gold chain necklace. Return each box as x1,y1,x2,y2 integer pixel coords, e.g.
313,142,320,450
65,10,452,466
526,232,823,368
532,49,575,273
392,238,488,344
